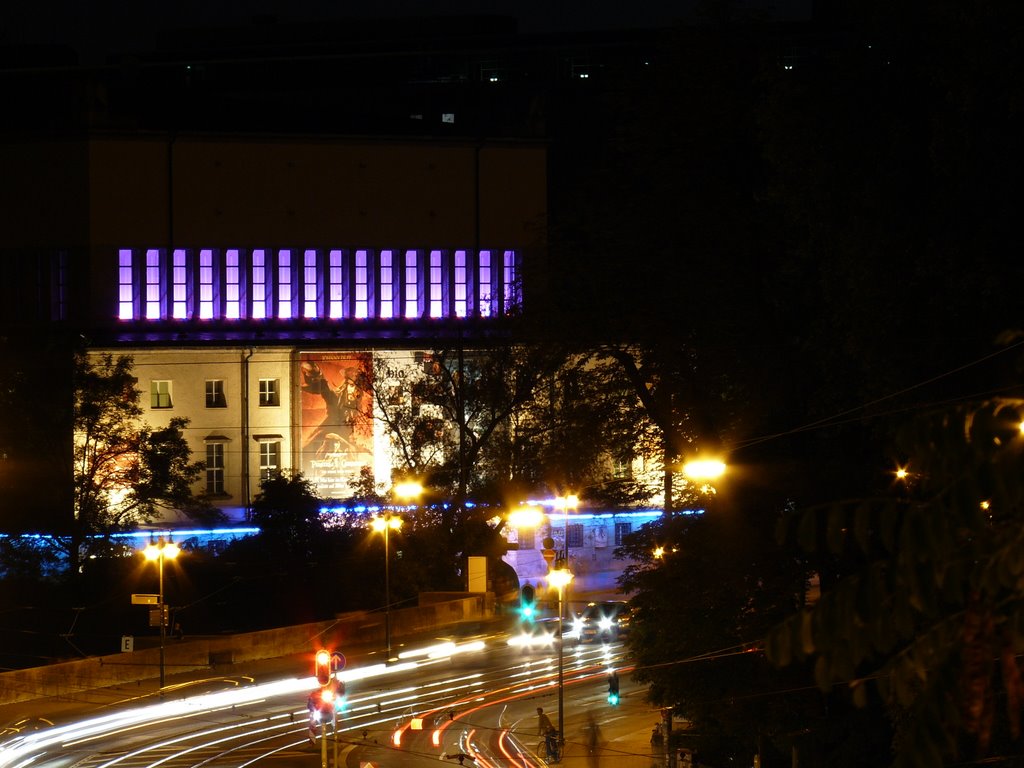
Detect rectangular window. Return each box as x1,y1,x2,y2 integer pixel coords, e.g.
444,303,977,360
260,441,281,481
205,380,226,408
454,250,468,318
503,249,518,313
303,249,319,318
379,250,394,319
144,248,162,320
478,250,492,317
118,249,134,320
205,443,224,495
614,522,632,547
354,250,369,319
429,250,443,318
259,378,279,407
404,250,419,318
199,249,215,320
225,249,241,319
172,249,189,319
566,523,584,549
53,251,69,321
328,250,344,318
518,527,535,550
612,456,633,480
252,249,267,319
277,249,293,319
151,380,172,409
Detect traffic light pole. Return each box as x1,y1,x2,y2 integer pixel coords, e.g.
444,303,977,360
157,553,166,694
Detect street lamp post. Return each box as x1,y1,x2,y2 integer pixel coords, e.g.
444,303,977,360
371,513,402,662
142,537,180,693
548,566,574,752
550,494,578,750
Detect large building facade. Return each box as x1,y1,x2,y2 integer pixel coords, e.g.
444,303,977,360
13,133,544,520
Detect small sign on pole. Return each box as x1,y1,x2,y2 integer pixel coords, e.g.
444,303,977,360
132,593,160,605
121,636,134,653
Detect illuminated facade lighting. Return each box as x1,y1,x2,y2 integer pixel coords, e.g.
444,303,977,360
113,247,520,322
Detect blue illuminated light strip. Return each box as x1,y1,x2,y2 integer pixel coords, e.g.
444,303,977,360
109,528,261,540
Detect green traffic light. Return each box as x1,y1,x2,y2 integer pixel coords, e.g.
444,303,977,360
521,603,536,620
607,692,620,706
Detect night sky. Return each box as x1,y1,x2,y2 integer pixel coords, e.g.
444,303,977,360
7,0,813,63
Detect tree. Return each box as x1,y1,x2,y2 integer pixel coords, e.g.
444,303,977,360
370,337,646,506
768,399,1024,767
248,472,326,558
618,495,822,766
71,353,215,571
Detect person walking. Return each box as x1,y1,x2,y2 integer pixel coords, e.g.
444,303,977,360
583,711,602,768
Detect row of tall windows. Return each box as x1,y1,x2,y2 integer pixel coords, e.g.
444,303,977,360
204,440,281,495
119,247,521,322
516,521,632,549
150,379,280,409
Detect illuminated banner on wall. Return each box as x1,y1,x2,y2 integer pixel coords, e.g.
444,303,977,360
299,352,374,498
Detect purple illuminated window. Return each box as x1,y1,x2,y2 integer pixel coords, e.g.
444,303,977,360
404,250,419,319
429,250,443,318
328,250,344,318
199,249,215,320
277,249,293,319
503,250,518,313
380,250,394,319
225,249,241,319
116,244,521,324
478,250,492,317
454,250,468,318
145,249,162,320
118,249,134,320
354,250,369,319
303,249,318,318
172,249,188,319
252,249,267,319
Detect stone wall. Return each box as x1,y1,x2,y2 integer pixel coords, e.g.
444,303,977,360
0,595,487,706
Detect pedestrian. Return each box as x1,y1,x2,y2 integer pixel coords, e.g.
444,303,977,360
537,708,555,757
537,707,554,736
584,711,602,768
650,722,665,766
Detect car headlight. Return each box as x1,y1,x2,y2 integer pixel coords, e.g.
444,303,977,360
598,617,614,631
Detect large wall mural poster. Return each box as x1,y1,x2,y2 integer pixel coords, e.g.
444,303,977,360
298,352,374,497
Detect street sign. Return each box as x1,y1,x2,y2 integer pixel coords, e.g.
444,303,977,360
121,636,134,652
541,548,556,566
132,593,160,605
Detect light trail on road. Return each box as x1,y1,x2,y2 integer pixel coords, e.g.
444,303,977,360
1,634,630,768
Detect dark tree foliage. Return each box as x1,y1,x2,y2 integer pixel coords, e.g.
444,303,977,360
248,473,325,558
770,399,1024,768
0,332,76,534
618,495,849,766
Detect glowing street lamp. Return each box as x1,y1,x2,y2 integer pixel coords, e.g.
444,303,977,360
682,459,726,480
393,481,423,504
547,565,574,752
372,512,404,662
507,504,544,530
142,538,180,692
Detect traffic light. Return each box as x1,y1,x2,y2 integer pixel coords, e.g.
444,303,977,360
520,584,536,622
607,671,620,706
315,650,332,686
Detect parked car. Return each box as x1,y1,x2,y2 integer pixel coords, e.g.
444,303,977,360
575,601,632,643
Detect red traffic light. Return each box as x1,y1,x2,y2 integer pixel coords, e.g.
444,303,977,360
315,650,332,686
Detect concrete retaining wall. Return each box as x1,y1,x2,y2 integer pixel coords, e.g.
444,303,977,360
0,595,487,706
